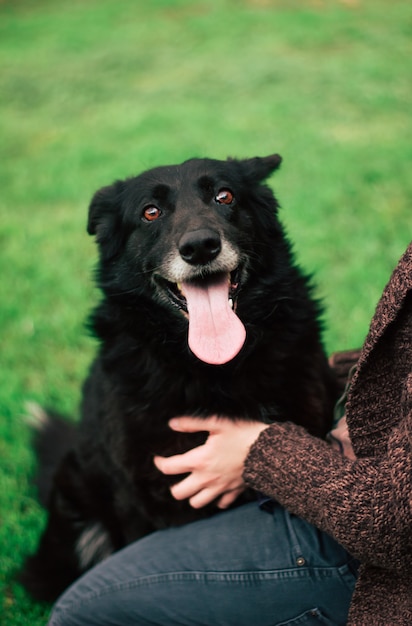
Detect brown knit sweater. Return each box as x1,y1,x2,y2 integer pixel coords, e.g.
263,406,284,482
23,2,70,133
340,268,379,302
243,242,412,625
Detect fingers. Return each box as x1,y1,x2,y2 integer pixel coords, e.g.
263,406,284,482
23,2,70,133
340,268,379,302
187,486,245,510
169,474,245,510
169,474,221,509
155,452,245,510
169,473,205,501
153,417,212,475
154,455,215,506
154,449,198,475
189,488,221,509
171,476,228,509
156,460,230,508
154,415,254,510
217,487,245,509
168,415,220,433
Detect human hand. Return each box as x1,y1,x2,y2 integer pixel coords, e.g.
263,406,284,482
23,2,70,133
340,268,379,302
329,416,356,460
154,416,269,509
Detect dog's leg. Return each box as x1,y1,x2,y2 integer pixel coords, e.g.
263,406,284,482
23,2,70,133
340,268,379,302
20,450,115,602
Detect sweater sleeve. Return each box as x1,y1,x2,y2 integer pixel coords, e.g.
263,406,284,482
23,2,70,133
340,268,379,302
243,415,412,574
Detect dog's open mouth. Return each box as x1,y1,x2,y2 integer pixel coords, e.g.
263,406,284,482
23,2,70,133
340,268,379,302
156,270,246,365
161,269,242,314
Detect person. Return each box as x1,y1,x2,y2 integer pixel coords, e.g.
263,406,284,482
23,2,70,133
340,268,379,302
49,242,412,626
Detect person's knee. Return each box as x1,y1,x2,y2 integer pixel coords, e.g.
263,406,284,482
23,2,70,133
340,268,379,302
49,594,118,626
48,602,83,626
47,585,105,626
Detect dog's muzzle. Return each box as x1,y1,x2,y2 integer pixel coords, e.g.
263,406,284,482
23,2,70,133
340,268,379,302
154,247,247,365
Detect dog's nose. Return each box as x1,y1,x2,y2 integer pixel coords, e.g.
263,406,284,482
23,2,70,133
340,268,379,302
179,229,221,265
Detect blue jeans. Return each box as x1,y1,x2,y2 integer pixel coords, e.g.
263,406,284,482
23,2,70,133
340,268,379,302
49,502,358,626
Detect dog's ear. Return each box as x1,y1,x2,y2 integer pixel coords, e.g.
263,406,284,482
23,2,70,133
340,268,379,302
87,180,126,258
241,154,282,183
87,181,123,236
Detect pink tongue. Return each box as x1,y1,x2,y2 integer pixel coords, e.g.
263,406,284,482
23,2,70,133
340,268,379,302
182,275,246,365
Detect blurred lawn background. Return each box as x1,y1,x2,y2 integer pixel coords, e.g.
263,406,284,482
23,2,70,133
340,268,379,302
0,0,411,622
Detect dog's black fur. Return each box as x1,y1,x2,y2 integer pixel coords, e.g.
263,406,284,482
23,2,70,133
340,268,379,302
21,154,339,602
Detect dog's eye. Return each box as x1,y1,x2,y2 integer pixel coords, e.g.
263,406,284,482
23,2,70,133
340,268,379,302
215,189,234,205
142,206,162,222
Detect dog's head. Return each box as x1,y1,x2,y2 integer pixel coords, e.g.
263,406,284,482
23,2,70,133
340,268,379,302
88,154,283,364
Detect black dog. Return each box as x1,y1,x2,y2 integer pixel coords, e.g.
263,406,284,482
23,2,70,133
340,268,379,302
21,154,338,602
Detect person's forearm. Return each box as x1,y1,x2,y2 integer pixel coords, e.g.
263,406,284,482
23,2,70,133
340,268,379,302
243,420,411,572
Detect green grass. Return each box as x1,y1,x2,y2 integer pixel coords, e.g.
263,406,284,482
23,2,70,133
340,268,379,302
1,0,411,622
